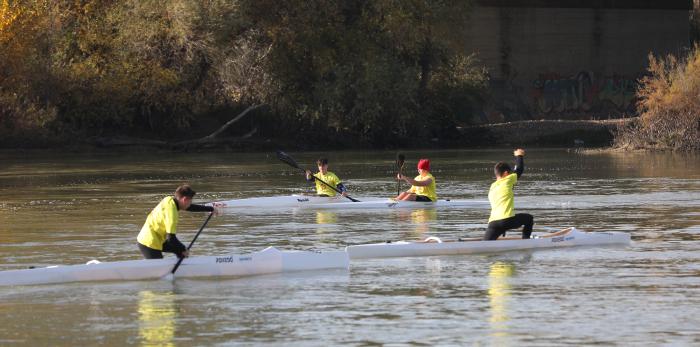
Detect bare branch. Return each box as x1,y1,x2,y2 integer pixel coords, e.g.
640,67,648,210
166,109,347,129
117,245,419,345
200,104,263,141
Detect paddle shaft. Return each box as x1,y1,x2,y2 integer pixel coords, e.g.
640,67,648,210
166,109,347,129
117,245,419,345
301,168,360,202
396,154,405,196
396,168,401,196
170,212,213,275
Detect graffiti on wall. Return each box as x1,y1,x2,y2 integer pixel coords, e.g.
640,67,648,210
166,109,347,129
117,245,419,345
530,71,637,115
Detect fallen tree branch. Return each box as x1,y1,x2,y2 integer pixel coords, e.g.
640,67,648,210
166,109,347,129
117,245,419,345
170,104,264,148
199,104,263,141
86,105,264,149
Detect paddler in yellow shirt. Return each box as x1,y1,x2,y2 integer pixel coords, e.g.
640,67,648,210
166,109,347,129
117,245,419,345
137,184,218,259
396,159,437,202
484,148,534,240
305,158,349,197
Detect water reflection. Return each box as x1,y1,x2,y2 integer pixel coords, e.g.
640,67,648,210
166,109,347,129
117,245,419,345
138,290,176,347
315,211,338,235
409,209,438,237
316,211,337,225
488,262,516,345
0,149,698,345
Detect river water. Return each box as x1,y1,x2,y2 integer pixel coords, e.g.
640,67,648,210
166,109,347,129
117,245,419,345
0,149,699,346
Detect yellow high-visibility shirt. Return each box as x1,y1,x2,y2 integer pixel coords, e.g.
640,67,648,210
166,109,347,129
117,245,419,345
137,196,179,250
488,173,518,222
313,171,343,196
409,172,437,202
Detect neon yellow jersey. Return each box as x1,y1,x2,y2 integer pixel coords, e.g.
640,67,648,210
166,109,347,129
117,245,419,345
313,171,342,196
137,196,179,250
409,172,437,201
488,173,518,222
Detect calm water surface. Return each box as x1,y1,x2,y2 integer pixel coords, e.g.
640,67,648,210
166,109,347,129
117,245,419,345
0,149,699,346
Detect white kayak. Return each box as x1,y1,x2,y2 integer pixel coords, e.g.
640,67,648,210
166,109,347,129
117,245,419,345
216,195,343,208
346,228,631,259
216,195,489,210
309,198,489,210
0,247,349,287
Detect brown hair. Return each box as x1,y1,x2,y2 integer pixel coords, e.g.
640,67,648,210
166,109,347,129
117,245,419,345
494,162,512,176
317,158,329,166
175,184,196,198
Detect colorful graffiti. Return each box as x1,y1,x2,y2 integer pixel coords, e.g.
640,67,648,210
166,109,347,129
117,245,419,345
530,71,637,115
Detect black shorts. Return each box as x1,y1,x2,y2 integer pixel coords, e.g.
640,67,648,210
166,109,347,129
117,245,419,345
415,195,432,202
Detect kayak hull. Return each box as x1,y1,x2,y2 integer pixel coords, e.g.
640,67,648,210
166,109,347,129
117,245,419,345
0,247,349,287
309,199,489,210
217,195,342,208
217,195,489,210
346,228,631,260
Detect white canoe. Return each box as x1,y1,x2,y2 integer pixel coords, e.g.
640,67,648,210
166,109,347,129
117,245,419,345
216,195,489,210
346,228,631,260
0,247,349,287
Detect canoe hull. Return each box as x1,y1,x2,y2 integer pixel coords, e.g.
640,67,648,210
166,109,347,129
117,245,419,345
346,228,631,260
0,247,349,287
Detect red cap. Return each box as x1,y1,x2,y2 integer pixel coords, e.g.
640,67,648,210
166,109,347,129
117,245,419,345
417,159,430,171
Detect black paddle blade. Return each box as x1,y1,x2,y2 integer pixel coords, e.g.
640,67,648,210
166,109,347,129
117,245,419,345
396,153,405,168
276,150,302,170
396,153,405,196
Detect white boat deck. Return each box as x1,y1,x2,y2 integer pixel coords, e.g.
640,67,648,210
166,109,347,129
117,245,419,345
0,228,630,287
216,195,489,210
346,228,631,259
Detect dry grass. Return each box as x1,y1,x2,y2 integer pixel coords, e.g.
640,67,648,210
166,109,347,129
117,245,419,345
614,46,700,151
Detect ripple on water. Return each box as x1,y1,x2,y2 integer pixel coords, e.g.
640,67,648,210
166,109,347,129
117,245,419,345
1,149,699,345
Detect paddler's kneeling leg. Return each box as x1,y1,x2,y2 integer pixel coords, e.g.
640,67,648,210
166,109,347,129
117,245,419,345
517,213,534,239
516,213,535,239
484,213,534,240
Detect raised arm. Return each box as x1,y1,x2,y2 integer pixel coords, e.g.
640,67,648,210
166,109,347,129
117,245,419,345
513,148,525,178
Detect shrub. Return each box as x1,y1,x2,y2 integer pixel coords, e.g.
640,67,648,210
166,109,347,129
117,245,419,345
615,46,700,150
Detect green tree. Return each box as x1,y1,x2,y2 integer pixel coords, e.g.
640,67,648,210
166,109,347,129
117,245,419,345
237,0,486,144
1,0,487,147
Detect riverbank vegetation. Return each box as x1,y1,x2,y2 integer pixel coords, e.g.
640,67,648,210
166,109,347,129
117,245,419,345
0,0,487,148
614,46,700,151
3,1,697,151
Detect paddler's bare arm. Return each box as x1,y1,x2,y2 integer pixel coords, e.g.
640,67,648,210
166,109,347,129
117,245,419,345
396,173,433,186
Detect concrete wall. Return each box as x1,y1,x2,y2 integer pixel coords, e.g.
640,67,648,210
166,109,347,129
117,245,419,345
464,1,691,121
